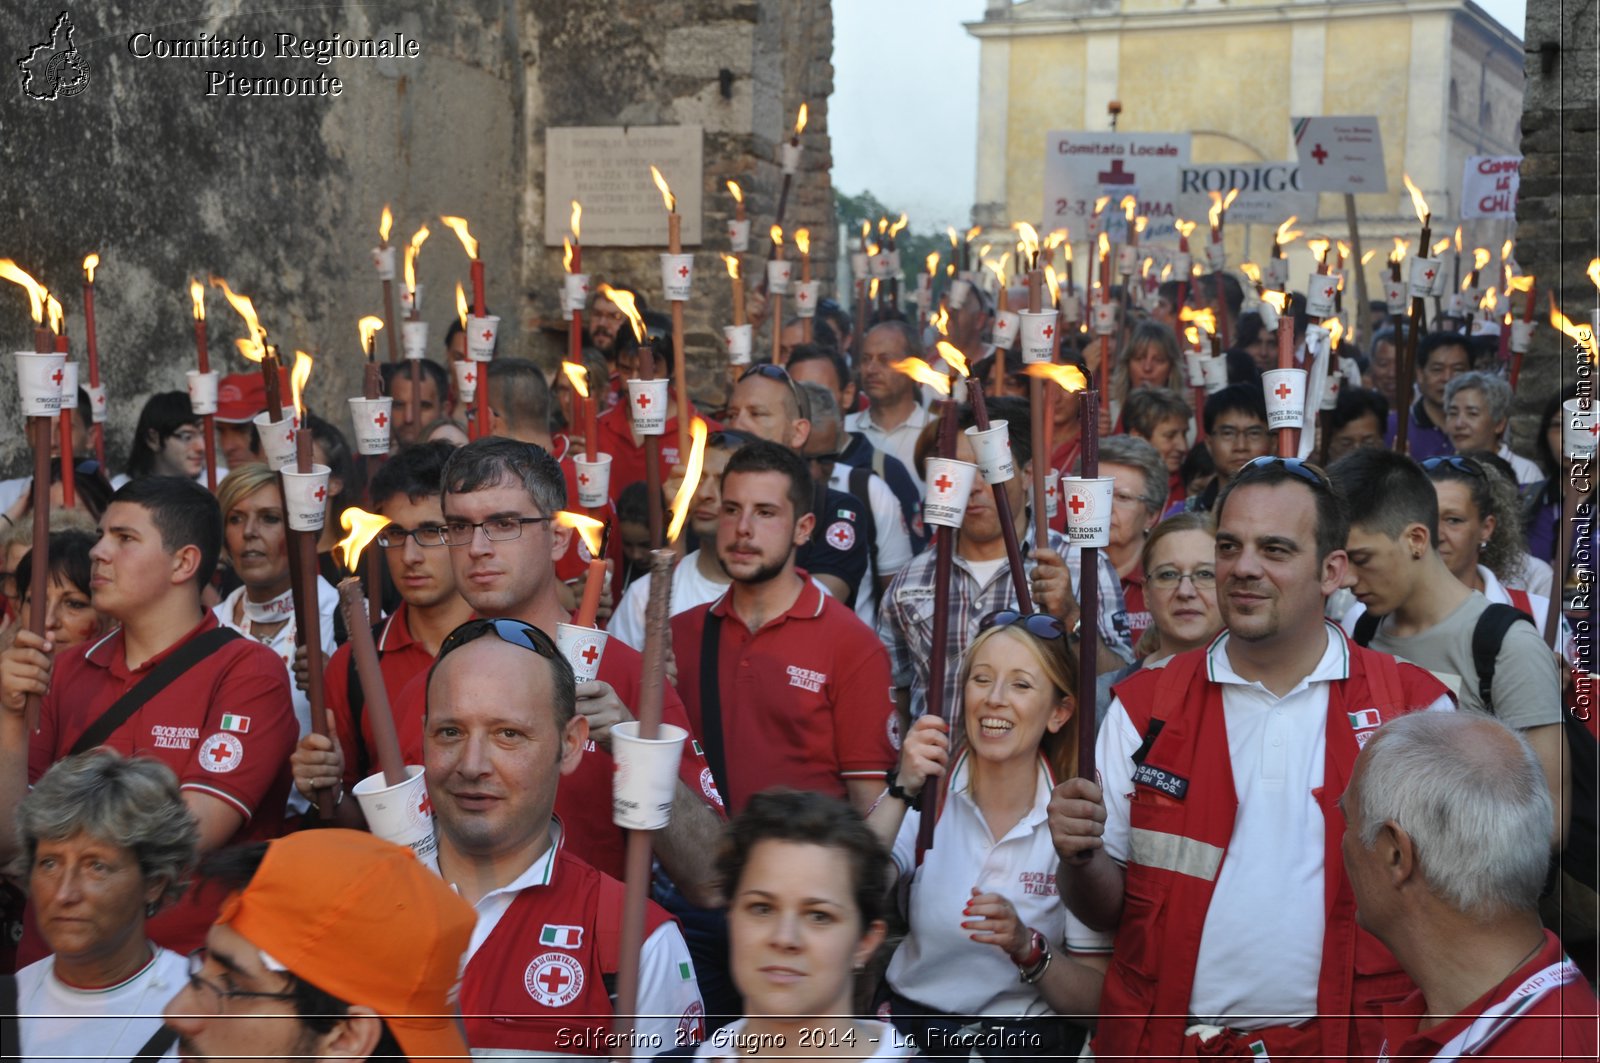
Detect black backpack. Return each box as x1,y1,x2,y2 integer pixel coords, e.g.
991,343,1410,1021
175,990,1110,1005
1353,604,1598,890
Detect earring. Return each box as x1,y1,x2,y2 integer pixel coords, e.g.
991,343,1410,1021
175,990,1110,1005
1480,541,1489,550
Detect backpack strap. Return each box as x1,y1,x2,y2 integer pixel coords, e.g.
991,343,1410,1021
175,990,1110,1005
697,608,729,800
1507,588,1534,616
70,627,242,756
1351,610,1381,648
129,1023,179,1063
1471,603,1535,713
847,465,882,612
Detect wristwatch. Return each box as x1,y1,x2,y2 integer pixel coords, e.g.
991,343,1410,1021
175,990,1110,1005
1016,929,1052,984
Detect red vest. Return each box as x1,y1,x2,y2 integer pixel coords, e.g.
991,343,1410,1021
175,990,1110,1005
1094,638,1449,1060
460,846,674,1055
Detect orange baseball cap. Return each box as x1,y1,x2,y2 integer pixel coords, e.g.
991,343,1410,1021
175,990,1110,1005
217,830,474,1061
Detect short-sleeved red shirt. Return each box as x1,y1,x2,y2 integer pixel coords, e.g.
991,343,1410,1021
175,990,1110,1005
324,603,440,792
590,403,719,504
25,612,297,956
670,579,900,814
392,629,723,879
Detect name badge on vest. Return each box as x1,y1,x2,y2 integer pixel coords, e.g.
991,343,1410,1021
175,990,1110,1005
1132,762,1189,800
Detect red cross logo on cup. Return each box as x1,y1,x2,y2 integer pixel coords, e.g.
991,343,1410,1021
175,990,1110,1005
1274,382,1293,401
1068,494,1087,515
50,368,63,386
313,485,327,502
1042,324,1054,338
581,644,600,665
373,412,388,428
934,474,953,493
636,393,652,409
1424,268,1436,281
797,289,810,303
678,265,690,278
481,328,493,342
417,791,431,817
464,369,476,385
578,472,590,486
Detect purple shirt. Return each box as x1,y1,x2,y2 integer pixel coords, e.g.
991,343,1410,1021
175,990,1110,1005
1384,402,1453,461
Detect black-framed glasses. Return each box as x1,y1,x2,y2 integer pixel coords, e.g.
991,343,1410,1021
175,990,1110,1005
739,363,804,411
1236,455,1332,489
441,516,551,546
978,610,1066,641
375,524,450,549
1148,566,1218,590
437,617,560,665
185,948,298,1013
1422,455,1486,479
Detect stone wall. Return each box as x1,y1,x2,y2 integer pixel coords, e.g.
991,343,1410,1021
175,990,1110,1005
0,0,833,475
1515,0,1599,432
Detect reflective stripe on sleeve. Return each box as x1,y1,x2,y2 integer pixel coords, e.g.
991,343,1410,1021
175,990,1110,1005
1128,827,1224,881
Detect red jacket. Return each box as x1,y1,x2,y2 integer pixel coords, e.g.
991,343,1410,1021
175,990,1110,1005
1094,639,1449,1061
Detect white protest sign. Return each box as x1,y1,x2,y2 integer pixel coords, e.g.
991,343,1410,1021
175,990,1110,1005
1179,162,1319,226
1461,155,1521,219
545,126,703,246
1292,116,1388,193
1043,131,1190,243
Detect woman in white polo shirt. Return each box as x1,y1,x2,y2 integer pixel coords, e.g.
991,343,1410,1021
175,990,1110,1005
866,615,1110,1060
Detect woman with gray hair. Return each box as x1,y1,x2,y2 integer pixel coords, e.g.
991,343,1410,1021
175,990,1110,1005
13,750,198,1063
1081,434,1169,650
1443,371,1544,487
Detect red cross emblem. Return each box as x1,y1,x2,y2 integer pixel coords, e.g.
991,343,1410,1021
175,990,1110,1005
418,792,432,816
1068,494,1087,515
797,289,810,302
95,393,106,406
1042,324,1054,338
1424,268,1436,281
464,369,476,385
1274,382,1293,400
209,741,232,764
537,967,571,995
373,411,388,428
636,392,652,409
578,472,590,486
581,644,600,665
934,474,953,492
1589,421,1599,438
481,328,493,341
829,524,850,546
50,368,63,385
1097,159,1136,185
1311,143,1329,165
313,485,327,502
1322,284,1335,298
876,257,889,270
678,265,690,278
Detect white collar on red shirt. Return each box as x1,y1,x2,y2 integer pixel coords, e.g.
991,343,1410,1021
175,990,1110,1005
709,577,826,627
424,818,566,906
1204,620,1351,689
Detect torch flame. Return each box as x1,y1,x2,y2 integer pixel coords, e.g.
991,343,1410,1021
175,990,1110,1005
1390,237,1410,264
379,205,393,245
1501,239,1514,262
1045,264,1060,304
1506,273,1534,294
358,315,384,354
1184,326,1200,347
561,361,590,400
1176,219,1198,239
1097,232,1110,260
649,166,676,213
1361,249,1377,265
726,179,743,204
1472,247,1491,271
0,260,48,323
793,103,808,137
1024,362,1088,393
46,296,62,335
1223,188,1240,211
189,279,205,322
405,225,429,291
1240,262,1262,285
1307,237,1330,263
1402,173,1430,223
1180,305,1217,334
1336,240,1350,261
83,253,99,283
455,282,468,330
1045,228,1068,251
1261,290,1288,313
1453,226,1463,253
290,351,313,417
1063,241,1074,263
869,278,880,301
1328,319,1345,350
935,341,970,378
439,216,478,260
1013,221,1040,261
888,213,909,238
1274,216,1301,245
722,253,741,279
563,237,574,274
336,507,391,570
1207,191,1224,228
931,305,949,337
1092,196,1111,216
1134,216,1148,236
947,227,959,249
985,258,1007,287
925,251,940,275
1588,258,1600,291
1550,296,1598,360
770,225,785,249
555,510,606,557
667,418,709,544
891,358,951,396
878,217,888,235
1120,195,1137,223
570,200,582,241
1431,238,1451,256
795,228,811,256
209,277,267,361
598,283,646,343
1479,286,1498,312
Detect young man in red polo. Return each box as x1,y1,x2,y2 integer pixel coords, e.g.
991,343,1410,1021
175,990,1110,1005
670,440,900,816
0,476,297,957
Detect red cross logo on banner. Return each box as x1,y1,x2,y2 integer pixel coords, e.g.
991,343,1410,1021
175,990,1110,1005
934,474,953,493
373,412,388,428
1311,144,1329,165
1068,494,1087,515
1274,383,1293,401
636,393,652,409
581,644,600,665
678,265,690,278
1098,159,1136,185
313,485,327,502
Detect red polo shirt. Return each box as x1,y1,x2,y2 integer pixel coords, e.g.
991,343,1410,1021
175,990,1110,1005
325,603,440,792
392,630,722,879
25,612,296,956
590,403,719,504
670,579,899,813
1119,563,1151,653
1376,930,1596,1061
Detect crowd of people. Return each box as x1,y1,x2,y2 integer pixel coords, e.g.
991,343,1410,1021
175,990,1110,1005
0,253,1593,1063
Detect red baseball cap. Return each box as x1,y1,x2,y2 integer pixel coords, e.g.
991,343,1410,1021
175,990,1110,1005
217,830,474,1061
216,369,291,423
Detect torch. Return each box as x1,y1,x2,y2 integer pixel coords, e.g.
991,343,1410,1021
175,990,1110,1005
768,225,787,365
334,506,403,780
1207,190,1240,347
374,206,401,364
565,201,586,376
355,316,388,621
440,216,492,439
604,285,665,546
612,419,708,1034
82,254,107,469
44,298,76,512
773,104,808,232
650,166,695,462
1505,273,1535,389
1396,174,1433,456
795,228,814,342
402,224,431,430
556,511,610,630
189,280,219,490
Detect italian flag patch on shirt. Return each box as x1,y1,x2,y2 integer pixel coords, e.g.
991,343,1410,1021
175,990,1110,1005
219,714,251,733
540,924,583,948
1348,708,1381,730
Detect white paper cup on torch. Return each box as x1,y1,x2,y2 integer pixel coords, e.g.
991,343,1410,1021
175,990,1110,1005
13,352,65,417
564,273,590,312
1564,399,1597,460
351,765,435,860
1321,371,1344,411
765,259,793,295
402,320,430,360
992,310,1020,350
186,370,220,415
371,246,396,281
1205,240,1226,271
1510,320,1534,354
348,397,394,456
946,278,973,310
1042,468,1061,521
1201,355,1230,394
1061,476,1114,547
1059,291,1083,322
466,315,499,361
1407,258,1440,299
1305,275,1338,319
964,422,1015,484
572,453,612,509
1444,294,1464,317
1018,311,1057,364
1262,369,1308,430
627,378,669,435
779,141,802,175
922,458,979,529
58,363,79,410
453,360,479,404
1116,245,1138,276
1183,349,1208,382
1265,257,1289,291
728,219,751,252
724,324,754,366
1256,299,1280,331
794,281,821,318
660,254,695,301
280,463,332,532
1092,302,1118,337
400,285,423,316
86,384,108,424
557,622,609,682
612,721,688,831
1384,279,1408,314
850,252,869,283
253,410,299,472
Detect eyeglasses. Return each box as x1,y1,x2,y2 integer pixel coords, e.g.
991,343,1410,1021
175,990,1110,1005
436,617,561,666
1148,566,1218,590
1213,426,1269,445
1422,455,1486,479
376,524,450,549
169,428,203,445
185,948,298,1013
978,610,1066,640
1236,455,1332,489
441,516,551,546
739,363,805,412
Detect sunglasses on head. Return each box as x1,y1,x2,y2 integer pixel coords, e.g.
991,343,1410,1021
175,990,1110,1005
978,610,1066,641
1237,455,1332,489
436,618,560,666
1421,455,1486,479
739,363,804,409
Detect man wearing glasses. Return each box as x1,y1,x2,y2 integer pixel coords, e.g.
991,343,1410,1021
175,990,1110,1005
1168,385,1271,517
1051,456,1451,1061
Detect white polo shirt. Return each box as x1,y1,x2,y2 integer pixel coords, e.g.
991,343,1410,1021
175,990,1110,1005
886,753,1113,1017
1098,623,1450,1028
829,461,914,630
844,403,934,494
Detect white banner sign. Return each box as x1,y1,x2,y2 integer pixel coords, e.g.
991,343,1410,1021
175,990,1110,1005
1043,131,1191,243
1461,155,1521,219
1292,115,1388,193
1179,162,1319,226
